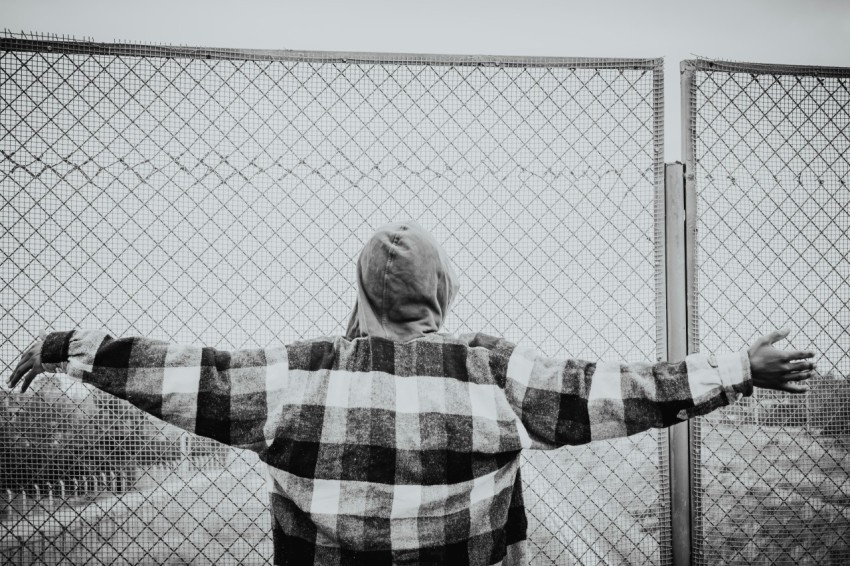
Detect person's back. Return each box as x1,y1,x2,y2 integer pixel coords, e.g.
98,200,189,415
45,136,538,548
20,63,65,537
271,332,529,564
9,221,815,565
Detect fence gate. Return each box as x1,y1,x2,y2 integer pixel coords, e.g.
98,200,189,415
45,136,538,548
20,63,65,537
0,34,669,565
683,60,850,565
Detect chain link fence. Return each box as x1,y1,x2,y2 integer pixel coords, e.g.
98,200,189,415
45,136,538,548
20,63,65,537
684,59,850,565
0,34,667,564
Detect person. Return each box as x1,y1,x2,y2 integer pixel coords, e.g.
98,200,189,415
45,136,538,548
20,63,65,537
7,221,816,565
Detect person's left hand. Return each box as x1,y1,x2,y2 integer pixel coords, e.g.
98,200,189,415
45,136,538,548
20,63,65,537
7,330,47,392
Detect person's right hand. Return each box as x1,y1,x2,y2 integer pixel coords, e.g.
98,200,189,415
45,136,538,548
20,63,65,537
748,328,816,394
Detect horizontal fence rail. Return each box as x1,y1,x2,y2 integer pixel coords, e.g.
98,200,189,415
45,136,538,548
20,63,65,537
683,59,850,565
1,33,667,565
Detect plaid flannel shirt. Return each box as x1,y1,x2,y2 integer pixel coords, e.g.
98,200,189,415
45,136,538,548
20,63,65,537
40,329,752,565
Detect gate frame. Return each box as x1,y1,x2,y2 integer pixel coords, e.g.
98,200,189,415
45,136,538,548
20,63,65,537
664,60,702,566
0,33,670,566
676,57,850,566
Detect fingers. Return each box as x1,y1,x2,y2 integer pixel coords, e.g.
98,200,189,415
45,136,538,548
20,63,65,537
7,337,46,389
786,360,816,373
20,367,41,393
767,327,791,345
783,380,810,394
18,350,34,367
14,342,40,369
781,367,815,394
783,350,816,362
17,347,33,365
785,369,814,381
8,359,33,388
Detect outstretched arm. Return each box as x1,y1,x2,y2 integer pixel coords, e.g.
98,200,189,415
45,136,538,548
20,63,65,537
7,329,290,457
468,328,814,449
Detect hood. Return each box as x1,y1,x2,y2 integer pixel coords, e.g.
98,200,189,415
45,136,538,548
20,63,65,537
345,221,458,342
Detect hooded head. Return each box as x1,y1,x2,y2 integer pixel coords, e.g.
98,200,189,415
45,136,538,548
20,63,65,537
345,221,459,342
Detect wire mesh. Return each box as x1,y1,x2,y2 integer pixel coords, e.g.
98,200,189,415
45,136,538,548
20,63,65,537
684,59,850,565
0,32,667,565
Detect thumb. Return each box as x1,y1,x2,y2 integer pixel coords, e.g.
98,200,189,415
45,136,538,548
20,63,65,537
768,327,791,345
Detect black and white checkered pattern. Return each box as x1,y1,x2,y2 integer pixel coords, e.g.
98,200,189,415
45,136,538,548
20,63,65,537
41,329,751,565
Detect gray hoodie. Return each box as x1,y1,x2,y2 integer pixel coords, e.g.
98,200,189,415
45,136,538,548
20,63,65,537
346,221,458,342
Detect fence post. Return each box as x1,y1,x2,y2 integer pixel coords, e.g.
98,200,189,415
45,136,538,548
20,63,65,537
666,161,692,566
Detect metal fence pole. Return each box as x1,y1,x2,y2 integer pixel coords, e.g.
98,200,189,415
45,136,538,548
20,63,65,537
667,61,703,566
680,62,704,565
665,162,692,566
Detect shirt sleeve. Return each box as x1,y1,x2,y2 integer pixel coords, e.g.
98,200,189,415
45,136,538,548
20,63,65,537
501,342,753,450
40,329,289,456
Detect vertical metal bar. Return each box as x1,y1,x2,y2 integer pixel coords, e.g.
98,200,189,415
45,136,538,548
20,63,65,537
666,162,691,566
680,62,698,358
654,62,668,366
680,61,703,565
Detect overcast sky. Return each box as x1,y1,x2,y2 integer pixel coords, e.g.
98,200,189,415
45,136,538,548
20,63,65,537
4,0,849,161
